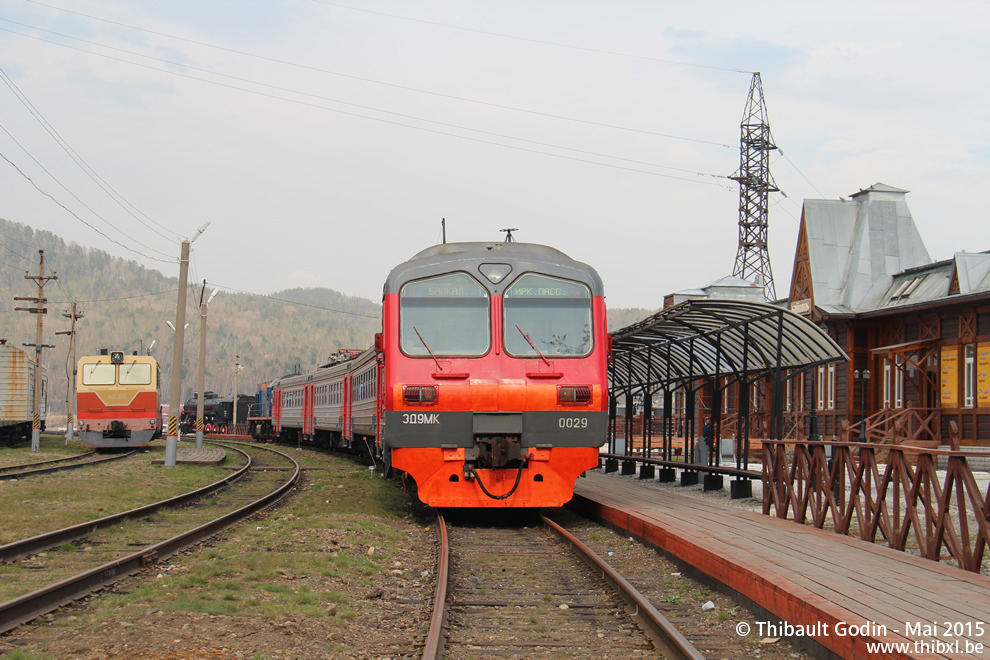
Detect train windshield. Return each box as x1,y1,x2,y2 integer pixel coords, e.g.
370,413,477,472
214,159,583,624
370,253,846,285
503,274,592,357
119,362,153,385
82,363,116,385
400,273,490,356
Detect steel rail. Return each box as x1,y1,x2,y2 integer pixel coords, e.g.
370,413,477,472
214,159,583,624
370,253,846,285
0,450,96,474
0,445,252,563
0,443,301,634
420,510,448,660
540,514,706,660
0,450,136,481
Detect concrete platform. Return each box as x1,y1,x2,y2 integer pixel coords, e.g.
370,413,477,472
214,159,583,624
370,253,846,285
152,447,226,466
571,471,990,659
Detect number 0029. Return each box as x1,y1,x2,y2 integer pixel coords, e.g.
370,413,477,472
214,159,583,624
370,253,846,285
559,417,588,428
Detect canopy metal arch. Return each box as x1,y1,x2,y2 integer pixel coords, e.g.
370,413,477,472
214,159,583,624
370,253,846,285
605,299,848,481
610,300,846,388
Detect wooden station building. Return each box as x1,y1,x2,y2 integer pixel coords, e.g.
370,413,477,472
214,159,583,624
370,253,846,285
643,183,990,450
788,182,990,448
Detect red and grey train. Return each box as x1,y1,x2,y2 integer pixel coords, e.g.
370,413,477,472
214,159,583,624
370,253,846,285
266,241,609,508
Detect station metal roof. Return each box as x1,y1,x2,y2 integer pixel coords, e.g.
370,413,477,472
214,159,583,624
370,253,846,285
610,299,848,389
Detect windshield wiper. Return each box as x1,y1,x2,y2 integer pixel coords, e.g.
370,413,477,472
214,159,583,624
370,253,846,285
414,327,443,371
515,325,550,366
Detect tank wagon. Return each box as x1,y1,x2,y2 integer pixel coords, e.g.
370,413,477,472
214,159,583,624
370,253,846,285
76,350,161,449
264,241,609,508
0,339,47,445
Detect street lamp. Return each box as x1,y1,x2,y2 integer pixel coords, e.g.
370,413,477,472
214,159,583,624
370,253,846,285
233,355,242,429
854,369,871,441
196,284,219,448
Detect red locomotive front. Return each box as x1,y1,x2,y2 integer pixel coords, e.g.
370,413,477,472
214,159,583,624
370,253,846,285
381,242,608,508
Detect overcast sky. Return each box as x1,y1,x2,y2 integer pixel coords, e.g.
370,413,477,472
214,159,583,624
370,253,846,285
1,1,988,311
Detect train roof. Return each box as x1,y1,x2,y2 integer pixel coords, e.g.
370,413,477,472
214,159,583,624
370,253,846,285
78,353,158,364
272,346,377,389
385,241,604,296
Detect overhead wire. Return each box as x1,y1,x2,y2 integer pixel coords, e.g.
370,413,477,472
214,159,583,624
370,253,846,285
0,147,173,263
24,0,738,149
46,287,179,305
0,22,734,185
209,282,380,320
0,67,179,244
779,150,827,200
308,0,753,75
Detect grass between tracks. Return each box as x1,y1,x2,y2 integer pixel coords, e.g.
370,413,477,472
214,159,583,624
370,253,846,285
0,434,245,545
49,446,417,627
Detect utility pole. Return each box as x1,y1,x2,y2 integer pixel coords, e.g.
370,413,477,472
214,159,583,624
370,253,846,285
197,282,219,449
14,250,57,452
730,72,779,301
165,221,210,466
56,302,84,445
233,355,241,429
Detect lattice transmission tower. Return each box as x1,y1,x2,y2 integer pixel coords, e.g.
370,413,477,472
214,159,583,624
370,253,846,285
730,72,779,301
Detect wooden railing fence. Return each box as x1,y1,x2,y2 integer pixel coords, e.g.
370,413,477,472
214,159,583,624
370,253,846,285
763,439,990,572
856,404,940,447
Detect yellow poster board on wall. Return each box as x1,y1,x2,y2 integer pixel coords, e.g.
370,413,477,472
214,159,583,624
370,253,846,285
978,342,990,407
941,346,958,408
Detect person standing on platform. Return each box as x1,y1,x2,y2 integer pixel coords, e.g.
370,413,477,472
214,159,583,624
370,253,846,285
703,416,714,465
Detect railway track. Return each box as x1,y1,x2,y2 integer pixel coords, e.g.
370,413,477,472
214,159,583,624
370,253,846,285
0,441,300,634
0,450,133,481
547,510,795,659
423,511,703,659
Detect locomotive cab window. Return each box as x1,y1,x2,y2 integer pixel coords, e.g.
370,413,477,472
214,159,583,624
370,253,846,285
503,274,592,357
119,362,152,385
82,363,116,385
400,272,490,357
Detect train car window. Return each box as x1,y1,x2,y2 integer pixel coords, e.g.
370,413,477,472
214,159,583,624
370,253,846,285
119,362,152,385
82,363,116,385
503,274,593,357
400,272,490,356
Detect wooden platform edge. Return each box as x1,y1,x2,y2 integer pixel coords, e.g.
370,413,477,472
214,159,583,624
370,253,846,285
568,493,919,660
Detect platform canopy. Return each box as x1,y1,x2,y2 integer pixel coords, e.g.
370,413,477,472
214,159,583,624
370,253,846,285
609,299,847,389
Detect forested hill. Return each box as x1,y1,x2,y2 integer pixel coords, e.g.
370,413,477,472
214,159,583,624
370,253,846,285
0,218,380,420
0,218,655,422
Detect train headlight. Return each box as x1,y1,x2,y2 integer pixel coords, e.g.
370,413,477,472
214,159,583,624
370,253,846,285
557,386,592,406
403,385,438,405
149,419,157,426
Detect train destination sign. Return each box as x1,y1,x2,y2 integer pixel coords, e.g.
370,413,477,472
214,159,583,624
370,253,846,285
506,274,589,299
403,273,487,298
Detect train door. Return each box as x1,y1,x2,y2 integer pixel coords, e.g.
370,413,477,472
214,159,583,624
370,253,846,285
273,389,282,435
376,357,390,476
342,374,352,447
303,384,312,438
376,359,386,447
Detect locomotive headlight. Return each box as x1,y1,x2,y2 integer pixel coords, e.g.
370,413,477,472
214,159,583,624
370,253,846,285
557,386,592,405
479,263,512,284
149,419,157,426
403,385,438,405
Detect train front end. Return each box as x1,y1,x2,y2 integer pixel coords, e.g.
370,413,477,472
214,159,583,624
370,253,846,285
76,352,161,448
382,242,608,508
